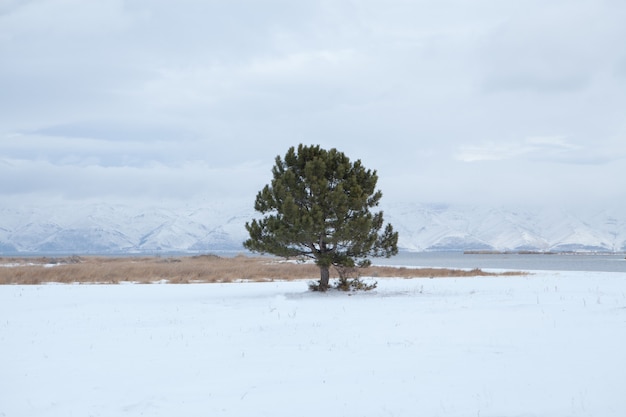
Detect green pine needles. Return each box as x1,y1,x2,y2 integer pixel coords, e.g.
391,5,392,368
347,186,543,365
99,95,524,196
244,144,399,291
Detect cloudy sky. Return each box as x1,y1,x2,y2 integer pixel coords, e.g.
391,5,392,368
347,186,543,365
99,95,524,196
1,0,625,212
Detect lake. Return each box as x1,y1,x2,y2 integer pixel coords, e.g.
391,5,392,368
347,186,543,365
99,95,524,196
374,251,626,273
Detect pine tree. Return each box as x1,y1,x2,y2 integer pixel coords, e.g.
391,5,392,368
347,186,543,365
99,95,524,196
244,144,398,291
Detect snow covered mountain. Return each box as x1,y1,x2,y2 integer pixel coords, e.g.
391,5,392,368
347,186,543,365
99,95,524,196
0,202,253,254
384,203,626,253
0,202,624,254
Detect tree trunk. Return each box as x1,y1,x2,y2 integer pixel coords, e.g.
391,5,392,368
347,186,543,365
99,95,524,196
319,265,330,291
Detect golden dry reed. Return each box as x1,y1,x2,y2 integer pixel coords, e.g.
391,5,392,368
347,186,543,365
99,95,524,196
0,254,525,285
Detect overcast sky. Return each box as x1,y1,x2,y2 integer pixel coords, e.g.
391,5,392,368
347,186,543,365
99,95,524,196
1,0,625,212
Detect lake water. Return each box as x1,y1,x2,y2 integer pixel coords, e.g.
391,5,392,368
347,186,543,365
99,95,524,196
374,251,626,273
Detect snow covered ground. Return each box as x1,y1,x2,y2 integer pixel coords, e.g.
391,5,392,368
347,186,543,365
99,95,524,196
1,271,625,417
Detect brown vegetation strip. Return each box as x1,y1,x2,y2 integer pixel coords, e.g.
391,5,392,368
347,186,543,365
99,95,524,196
0,255,526,285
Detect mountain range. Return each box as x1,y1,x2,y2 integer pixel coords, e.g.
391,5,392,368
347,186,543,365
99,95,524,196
1,202,624,254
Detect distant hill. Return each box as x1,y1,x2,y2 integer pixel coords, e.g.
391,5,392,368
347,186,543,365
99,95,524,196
384,202,625,253
1,202,624,254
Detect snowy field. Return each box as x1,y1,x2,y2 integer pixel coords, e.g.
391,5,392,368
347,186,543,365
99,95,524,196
1,271,625,417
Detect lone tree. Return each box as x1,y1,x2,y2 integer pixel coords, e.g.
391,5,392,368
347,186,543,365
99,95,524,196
244,144,399,291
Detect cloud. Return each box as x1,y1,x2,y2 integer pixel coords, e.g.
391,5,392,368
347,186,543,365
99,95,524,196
477,0,626,94
0,0,625,212
0,128,274,171
0,155,268,205
455,136,582,163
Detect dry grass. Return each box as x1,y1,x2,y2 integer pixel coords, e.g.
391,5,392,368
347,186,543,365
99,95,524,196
0,255,526,285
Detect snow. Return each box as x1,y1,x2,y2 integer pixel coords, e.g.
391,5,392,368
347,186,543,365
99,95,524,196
2,202,626,253
1,272,625,417
0,262,60,268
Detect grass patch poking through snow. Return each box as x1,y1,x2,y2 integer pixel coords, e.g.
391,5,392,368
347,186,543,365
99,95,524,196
0,255,526,285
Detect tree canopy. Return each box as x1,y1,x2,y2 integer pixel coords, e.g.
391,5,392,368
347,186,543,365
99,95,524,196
244,144,398,291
